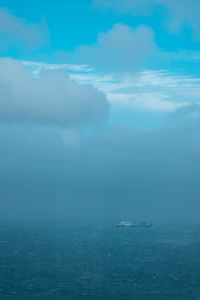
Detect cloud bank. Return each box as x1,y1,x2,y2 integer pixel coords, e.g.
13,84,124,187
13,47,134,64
0,58,109,126
0,106,200,220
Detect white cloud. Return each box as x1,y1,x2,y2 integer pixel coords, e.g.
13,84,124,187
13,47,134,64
57,23,157,72
23,60,200,112
107,92,186,112
164,50,200,62
161,0,200,39
22,61,93,77
93,0,200,40
70,70,197,111
0,7,49,48
0,58,109,126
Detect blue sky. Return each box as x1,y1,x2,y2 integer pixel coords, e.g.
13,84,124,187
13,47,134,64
1,0,200,128
1,0,200,54
1,0,200,220
2,0,200,59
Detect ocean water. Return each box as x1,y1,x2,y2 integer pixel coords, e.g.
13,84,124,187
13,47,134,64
0,221,200,300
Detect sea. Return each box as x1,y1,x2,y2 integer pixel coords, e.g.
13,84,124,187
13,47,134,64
0,220,200,300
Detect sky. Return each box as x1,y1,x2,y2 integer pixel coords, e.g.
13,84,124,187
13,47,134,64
0,0,200,221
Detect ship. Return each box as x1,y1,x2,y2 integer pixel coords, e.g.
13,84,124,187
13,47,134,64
116,221,133,227
116,221,152,228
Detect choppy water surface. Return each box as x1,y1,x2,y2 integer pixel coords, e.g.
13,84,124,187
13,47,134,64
0,221,200,300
